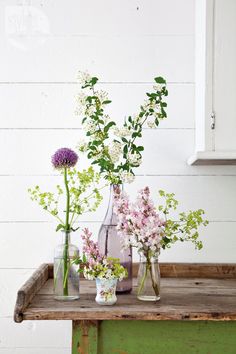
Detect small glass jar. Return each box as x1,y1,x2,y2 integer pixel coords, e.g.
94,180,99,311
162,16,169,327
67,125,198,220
137,253,160,301
54,231,80,301
95,278,118,305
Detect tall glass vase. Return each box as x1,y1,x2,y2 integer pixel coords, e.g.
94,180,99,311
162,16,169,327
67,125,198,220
98,184,132,293
54,231,80,301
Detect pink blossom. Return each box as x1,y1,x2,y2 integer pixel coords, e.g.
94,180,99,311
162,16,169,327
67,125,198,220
114,187,165,257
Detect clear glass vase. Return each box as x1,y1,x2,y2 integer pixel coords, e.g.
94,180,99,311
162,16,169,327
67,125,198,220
54,231,80,301
98,184,132,293
137,253,160,301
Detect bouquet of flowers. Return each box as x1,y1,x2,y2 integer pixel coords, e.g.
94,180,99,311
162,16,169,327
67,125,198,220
76,72,168,184
74,228,127,305
28,147,103,298
114,186,208,300
79,228,127,281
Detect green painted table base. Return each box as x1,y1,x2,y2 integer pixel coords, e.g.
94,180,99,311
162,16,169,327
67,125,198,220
72,320,236,354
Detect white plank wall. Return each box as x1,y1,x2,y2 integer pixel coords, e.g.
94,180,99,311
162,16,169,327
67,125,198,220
0,1,235,353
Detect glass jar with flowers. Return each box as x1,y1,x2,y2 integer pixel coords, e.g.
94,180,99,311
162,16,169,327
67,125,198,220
75,228,127,305
114,187,208,301
75,72,168,293
28,148,103,301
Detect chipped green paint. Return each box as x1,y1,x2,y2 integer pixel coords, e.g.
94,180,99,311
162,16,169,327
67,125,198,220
72,320,98,354
72,320,236,354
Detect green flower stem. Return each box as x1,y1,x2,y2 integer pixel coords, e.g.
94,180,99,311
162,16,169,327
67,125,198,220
149,260,160,297
137,259,148,296
63,168,70,296
137,255,159,298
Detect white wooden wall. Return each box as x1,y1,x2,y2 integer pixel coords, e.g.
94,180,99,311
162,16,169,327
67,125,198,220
0,1,236,353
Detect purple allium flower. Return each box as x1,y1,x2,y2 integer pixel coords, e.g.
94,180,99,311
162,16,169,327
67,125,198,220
51,148,78,170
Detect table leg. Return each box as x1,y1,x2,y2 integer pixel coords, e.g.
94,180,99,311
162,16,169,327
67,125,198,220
72,320,99,354
72,320,236,354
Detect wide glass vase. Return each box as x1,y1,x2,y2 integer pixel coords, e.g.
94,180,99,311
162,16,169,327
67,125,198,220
137,253,160,301
54,231,80,301
98,184,132,293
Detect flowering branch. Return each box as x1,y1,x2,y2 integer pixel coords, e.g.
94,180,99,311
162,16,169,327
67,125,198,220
114,187,208,254
76,72,168,184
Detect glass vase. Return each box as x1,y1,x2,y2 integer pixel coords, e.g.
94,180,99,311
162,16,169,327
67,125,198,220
137,253,160,301
95,278,118,305
54,231,80,301
98,184,132,293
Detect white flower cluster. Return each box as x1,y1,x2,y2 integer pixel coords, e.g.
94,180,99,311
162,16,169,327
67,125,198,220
77,71,92,85
153,84,164,92
76,139,88,153
119,170,135,184
94,90,109,103
75,92,87,115
147,120,156,129
84,119,97,134
143,99,159,111
83,258,127,281
112,126,130,138
109,141,122,163
127,152,142,166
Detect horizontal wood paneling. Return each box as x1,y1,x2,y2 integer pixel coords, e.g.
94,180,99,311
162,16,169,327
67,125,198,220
0,36,194,82
1,1,235,352
0,318,71,348
0,83,194,129
1,129,236,175
1,175,236,222
0,222,235,271
0,349,70,354
0,222,100,269
0,0,194,36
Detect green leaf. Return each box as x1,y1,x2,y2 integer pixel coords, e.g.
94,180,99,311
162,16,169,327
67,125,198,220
155,118,159,126
121,137,128,143
104,121,116,133
154,76,166,84
56,224,64,232
91,77,98,85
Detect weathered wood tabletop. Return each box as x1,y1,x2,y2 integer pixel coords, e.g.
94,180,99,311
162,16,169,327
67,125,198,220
14,263,236,354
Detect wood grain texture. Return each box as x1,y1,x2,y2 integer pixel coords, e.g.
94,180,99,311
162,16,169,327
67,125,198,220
46,263,236,279
14,263,236,323
14,264,49,323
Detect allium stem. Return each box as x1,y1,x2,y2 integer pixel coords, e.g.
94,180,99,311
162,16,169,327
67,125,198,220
63,168,70,296
64,168,70,232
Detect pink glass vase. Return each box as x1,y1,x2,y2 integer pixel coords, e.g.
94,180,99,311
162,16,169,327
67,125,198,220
98,184,132,293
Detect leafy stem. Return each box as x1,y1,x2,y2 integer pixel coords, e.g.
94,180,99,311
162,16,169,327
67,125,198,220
64,168,70,231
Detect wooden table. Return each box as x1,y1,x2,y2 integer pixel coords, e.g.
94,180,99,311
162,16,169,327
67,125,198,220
14,263,236,354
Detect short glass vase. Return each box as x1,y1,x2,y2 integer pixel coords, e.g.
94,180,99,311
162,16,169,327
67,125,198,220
54,231,80,301
95,278,118,306
137,253,160,301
